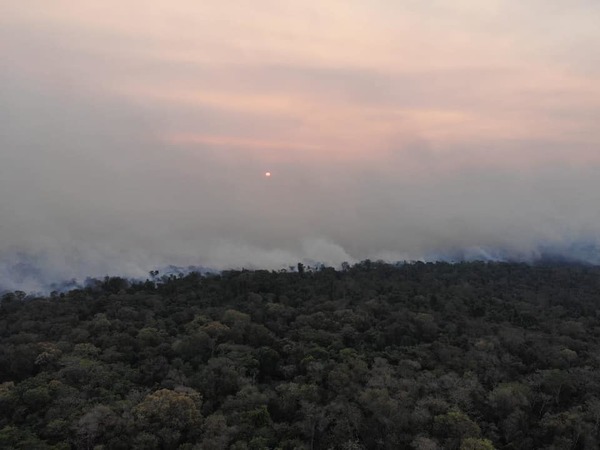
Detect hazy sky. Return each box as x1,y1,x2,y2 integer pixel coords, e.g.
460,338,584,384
2,1,600,289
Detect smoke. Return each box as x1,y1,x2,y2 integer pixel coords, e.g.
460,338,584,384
3,73,600,293
2,1,600,292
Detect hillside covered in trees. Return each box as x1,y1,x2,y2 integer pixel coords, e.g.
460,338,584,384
2,261,600,449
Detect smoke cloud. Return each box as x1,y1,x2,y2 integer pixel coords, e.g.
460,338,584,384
2,1,600,291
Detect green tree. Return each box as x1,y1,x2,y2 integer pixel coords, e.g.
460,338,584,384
134,388,202,448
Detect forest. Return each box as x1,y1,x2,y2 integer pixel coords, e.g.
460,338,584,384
2,260,600,449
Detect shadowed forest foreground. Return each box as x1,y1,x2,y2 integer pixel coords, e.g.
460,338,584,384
2,261,600,449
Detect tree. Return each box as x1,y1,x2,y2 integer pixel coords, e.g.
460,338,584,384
460,438,495,450
75,405,116,450
433,410,481,449
134,388,202,448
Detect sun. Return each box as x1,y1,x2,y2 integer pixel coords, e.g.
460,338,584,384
264,171,271,177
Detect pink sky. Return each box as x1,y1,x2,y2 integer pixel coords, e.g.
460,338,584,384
4,0,600,171
2,1,600,286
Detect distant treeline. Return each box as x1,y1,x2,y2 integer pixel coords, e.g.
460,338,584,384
2,261,600,449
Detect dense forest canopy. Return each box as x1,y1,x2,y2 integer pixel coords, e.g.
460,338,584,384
2,261,600,449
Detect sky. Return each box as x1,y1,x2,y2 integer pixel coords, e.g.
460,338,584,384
2,1,600,290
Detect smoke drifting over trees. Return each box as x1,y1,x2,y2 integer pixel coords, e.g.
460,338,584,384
2,1,600,290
